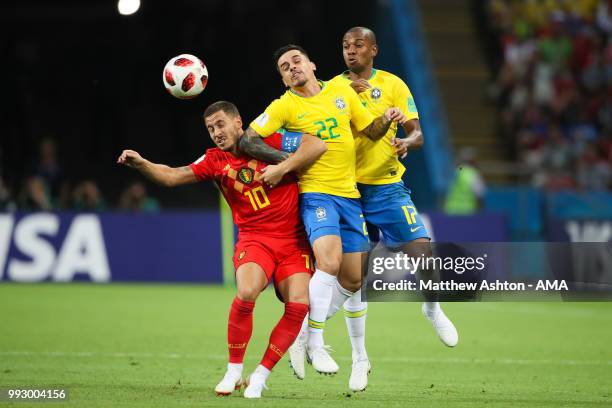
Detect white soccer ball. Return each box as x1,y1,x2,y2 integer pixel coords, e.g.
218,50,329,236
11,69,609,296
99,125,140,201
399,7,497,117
162,54,208,99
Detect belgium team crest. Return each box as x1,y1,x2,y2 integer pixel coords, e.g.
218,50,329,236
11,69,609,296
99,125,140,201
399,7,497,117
238,167,255,184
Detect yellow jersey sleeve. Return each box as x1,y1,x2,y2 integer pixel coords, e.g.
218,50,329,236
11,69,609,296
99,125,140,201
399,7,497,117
249,98,289,137
394,79,419,121
346,87,375,132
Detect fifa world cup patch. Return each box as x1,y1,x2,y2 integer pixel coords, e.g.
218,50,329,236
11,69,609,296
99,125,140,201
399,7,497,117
238,250,246,260
238,167,255,184
371,87,382,99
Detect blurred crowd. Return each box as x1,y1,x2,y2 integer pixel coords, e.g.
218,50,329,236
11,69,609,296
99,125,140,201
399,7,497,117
486,0,612,190
0,139,160,212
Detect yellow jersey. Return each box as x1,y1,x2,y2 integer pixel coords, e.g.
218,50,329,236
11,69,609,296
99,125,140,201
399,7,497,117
331,69,419,185
250,80,374,198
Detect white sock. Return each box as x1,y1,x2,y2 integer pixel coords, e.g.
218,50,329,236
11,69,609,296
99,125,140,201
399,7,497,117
254,364,270,380
307,269,337,350
326,281,354,320
423,301,440,317
227,362,243,376
344,290,368,362
297,314,309,342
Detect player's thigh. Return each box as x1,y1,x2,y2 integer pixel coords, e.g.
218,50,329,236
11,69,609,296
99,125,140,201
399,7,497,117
401,237,432,259
311,235,343,275
275,272,311,305
336,196,370,253
337,251,368,292
363,183,429,248
300,193,344,273
235,262,269,302
233,240,274,301
273,241,314,304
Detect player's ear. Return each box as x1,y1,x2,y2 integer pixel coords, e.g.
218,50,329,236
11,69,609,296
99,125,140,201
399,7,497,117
235,115,243,129
310,61,316,72
372,44,379,58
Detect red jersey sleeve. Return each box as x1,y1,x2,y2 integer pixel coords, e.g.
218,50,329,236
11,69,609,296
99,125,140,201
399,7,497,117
189,149,217,181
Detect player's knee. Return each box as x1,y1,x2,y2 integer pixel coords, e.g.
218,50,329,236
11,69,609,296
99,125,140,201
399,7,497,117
286,292,309,305
317,258,341,275
236,286,260,302
338,275,362,292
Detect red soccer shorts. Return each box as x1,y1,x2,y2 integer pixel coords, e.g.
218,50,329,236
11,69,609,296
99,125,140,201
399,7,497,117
233,234,314,285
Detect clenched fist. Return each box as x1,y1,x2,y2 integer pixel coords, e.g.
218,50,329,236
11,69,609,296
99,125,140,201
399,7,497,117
117,150,146,169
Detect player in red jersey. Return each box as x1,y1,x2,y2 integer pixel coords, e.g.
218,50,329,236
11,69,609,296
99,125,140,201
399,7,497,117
116,101,327,399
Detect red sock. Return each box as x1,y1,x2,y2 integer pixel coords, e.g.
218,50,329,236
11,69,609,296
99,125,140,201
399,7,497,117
260,302,309,371
227,297,255,364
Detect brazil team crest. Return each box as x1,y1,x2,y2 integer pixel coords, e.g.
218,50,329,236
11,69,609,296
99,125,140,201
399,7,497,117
335,97,346,110
238,167,255,184
316,207,327,220
371,87,382,99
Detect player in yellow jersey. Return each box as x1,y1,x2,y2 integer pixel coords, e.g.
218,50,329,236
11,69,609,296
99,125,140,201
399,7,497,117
237,44,407,376
328,27,459,391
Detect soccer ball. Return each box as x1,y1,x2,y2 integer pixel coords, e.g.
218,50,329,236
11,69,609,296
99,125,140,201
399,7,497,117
162,54,208,99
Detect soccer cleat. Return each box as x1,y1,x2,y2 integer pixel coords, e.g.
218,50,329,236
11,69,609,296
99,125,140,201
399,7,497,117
288,337,307,380
349,359,371,392
214,370,244,396
422,303,459,347
243,371,269,399
307,345,339,375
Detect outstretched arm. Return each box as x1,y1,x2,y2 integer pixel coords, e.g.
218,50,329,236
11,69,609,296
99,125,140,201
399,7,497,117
238,127,290,164
261,134,327,187
117,150,197,187
361,107,407,141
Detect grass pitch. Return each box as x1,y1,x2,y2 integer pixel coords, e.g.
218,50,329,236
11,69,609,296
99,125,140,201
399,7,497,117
0,283,611,407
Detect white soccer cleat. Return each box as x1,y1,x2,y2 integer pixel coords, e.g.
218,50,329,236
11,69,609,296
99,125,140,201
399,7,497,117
243,370,269,399
422,303,459,347
307,345,339,375
214,370,243,396
349,359,371,392
288,337,307,380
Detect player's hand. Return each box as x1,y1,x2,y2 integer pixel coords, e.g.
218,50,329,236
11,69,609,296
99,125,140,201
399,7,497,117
117,150,145,169
350,79,372,94
391,129,422,159
391,137,409,159
384,107,408,125
260,164,287,188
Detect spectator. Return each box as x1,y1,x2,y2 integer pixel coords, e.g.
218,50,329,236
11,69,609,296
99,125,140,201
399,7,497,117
444,147,487,215
19,176,53,211
34,138,63,198
72,180,107,211
0,177,16,212
118,181,160,212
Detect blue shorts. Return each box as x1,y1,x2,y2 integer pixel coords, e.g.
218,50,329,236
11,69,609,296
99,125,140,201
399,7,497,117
358,182,430,247
300,193,370,253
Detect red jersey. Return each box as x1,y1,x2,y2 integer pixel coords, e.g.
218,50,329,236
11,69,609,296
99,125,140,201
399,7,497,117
189,132,304,238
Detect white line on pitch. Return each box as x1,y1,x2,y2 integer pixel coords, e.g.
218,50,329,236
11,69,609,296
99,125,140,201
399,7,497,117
0,351,610,366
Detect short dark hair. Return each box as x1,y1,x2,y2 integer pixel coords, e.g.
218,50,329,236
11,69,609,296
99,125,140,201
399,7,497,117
273,44,309,70
203,101,240,119
344,26,377,44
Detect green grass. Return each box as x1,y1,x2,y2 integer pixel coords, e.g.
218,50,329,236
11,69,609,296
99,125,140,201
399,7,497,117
0,283,611,407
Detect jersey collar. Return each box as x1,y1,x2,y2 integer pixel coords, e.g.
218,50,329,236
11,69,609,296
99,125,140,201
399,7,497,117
289,80,326,97
341,68,377,80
